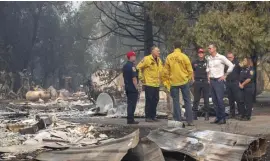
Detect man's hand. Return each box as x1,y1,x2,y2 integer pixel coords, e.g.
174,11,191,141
137,83,142,93
218,75,226,82
239,83,244,89
190,79,194,86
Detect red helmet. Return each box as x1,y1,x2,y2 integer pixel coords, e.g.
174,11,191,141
126,51,136,59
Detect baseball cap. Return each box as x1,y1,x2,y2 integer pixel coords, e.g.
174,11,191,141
126,51,136,59
198,48,204,53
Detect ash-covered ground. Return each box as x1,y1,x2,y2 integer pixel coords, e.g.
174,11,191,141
0,91,270,160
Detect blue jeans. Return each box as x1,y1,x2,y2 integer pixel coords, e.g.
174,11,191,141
210,79,225,120
170,83,193,123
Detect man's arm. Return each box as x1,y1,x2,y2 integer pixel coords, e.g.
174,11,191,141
191,61,195,82
240,69,254,88
161,57,170,82
206,59,210,82
223,56,234,76
132,77,138,89
185,57,193,81
161,57,171,92
131,67,138,90
218,56,234,81
136,58,149,83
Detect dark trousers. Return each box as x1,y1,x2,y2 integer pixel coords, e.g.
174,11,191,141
170,83,193,122
210,79,225,120
193,80,209,113
239,86,254,118
226,81,241,116
126,91,138,121
145,86,159,119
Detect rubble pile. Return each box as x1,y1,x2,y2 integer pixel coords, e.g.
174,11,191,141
0,115,112,160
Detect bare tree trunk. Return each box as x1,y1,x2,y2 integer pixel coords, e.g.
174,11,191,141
24,3,43,71
143,9,153,56
252,53,257,102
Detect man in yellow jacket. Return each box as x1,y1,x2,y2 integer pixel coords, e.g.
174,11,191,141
137,46,163,122
162,41,194,126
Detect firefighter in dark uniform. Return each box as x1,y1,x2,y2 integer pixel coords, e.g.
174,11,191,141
238,57,254,121
225,52,241,118
122,51,139,124
192,48,210,121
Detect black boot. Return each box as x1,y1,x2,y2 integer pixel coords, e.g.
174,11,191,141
204,112,209,121
217,119,226,125
193,111,198,120
127,120,139,124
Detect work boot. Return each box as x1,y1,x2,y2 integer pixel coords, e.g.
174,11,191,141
127,120,139,124
240,117,251,121
217,119,226,125
204,112,209,121
145,118,154,122
193,111,198,120
210,118,219,124
152,118,159,122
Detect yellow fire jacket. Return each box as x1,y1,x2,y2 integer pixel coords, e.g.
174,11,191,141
162,48,193,88
136,54,163,87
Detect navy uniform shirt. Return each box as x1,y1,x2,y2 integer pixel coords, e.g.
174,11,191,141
122,61,138,92
225,59,241,81
192,59,208,80
239,66,254,88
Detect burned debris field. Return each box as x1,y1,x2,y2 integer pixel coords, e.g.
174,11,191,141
1,1,270,161
0,91,269,161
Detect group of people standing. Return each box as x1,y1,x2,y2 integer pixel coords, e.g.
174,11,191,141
122,42,255,125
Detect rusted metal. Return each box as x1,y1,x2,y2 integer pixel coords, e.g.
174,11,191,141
35,129,140,161
147,128,267,161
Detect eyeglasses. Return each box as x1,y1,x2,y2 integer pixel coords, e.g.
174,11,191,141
227,57,233,59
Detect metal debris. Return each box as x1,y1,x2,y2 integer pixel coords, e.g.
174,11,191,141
147,127,267,161
35,129,139,161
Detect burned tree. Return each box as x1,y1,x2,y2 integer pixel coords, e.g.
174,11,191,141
92,1,163,56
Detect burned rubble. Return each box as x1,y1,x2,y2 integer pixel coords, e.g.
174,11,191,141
0,83,267,161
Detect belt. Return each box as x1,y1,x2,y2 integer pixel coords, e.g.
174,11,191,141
210,78,219,81
226,80,237,83
195,79,207,82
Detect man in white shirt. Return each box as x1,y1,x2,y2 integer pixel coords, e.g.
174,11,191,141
207,44,234,124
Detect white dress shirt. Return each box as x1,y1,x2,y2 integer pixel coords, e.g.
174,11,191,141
206,53,234,78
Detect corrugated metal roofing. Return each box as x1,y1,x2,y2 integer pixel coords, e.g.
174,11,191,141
147,128,267,161
36,129,140,161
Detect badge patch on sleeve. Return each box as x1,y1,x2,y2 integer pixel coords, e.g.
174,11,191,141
250,70,254,75
132,67,136,72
